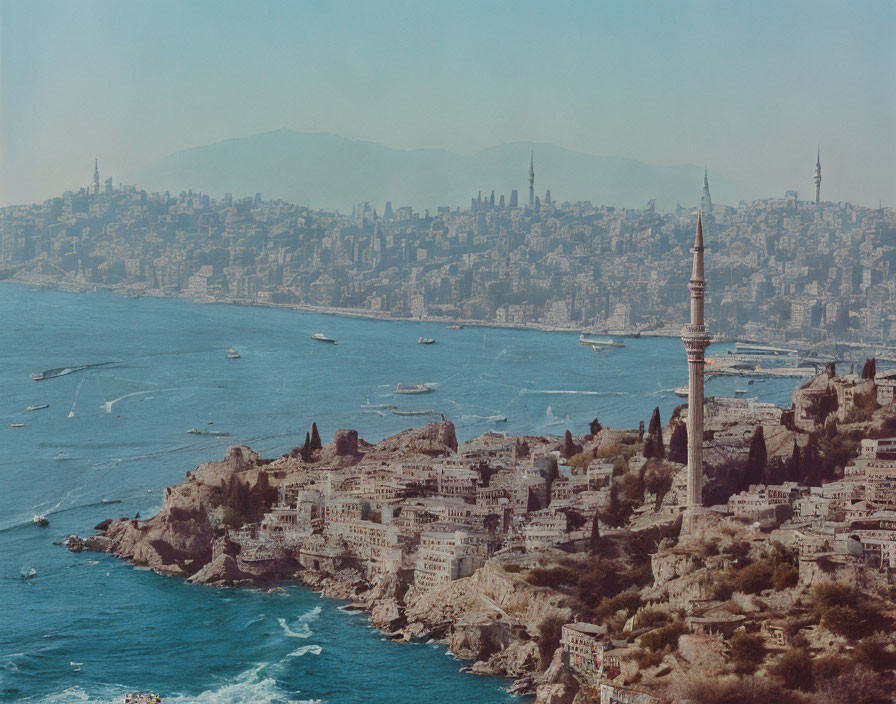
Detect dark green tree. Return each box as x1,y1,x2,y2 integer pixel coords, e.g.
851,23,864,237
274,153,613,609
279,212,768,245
668,420,688,464
744,426,767,487
300,432,312,461
861,357,877,380
589,417,603,436
589,509,601,555
310,422,322,451
563,429,575,458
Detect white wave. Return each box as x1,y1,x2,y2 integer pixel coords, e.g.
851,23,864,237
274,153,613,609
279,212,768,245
19,664,326,704
276,605,320,638
287,644,322,657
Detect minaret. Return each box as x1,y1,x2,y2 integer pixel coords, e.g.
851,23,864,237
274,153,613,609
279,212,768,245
813,147,822,205
681,212,711,508
528,150,535,207
701,167,712,213
92,159,100,196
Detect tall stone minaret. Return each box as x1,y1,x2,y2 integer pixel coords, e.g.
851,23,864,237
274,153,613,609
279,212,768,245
814,147,822,205
682,212,711,508
528,150,535,208
92,159,100,196
701,167,712,214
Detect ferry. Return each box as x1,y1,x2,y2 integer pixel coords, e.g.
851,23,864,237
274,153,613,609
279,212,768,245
674,386,689,397
226,348,241,359
10,423,24,428
392,409,444,418
101,498,122,504
579,334,625,350
187,428,230,437
33,515,49,527
418,337,436,344
26,404,49,411
395,383,434,395
735,388,747,395
30,361,114,381
311,332,338,345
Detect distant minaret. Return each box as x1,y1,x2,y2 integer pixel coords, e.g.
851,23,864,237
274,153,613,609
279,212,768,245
701,167,712,213
92,159,100,196
814,147,822,205
681,212,711,508
528,150,535,207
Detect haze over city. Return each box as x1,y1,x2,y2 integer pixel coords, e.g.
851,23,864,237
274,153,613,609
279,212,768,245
2,0,894,208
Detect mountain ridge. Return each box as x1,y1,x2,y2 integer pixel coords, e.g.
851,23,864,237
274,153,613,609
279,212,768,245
129,129,745,212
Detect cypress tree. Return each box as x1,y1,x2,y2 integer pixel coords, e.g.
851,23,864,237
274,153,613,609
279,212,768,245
744,426,767,488
648,407,662,436
589,509,601,555
310,422,322,451
668,420,688,464
647,406,664,458
564,429,575,458
590,417,603,436
861,357,877,380
301,432,312,461
643,435,656,459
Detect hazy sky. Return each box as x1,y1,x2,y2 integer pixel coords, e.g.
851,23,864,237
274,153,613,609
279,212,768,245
1,0,894,207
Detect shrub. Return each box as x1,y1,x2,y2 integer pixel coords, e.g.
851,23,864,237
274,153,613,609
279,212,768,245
812,582,853,611
769,648,813,691
633,647,665,669
729,632,766,675
567,451,593,470
772,563,798,591
675,674,801,704
639,621,687,653
537,615,566,668
592,590,642,622
852,635,896,672
635,607,671,630
812,654,851,684
526,565,578,589
503,563,522,573
733,560,774,594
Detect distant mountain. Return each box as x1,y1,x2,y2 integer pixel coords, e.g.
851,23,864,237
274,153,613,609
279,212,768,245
129,129,744,212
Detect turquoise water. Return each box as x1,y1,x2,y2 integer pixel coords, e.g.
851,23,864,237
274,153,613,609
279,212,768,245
0,283,801,703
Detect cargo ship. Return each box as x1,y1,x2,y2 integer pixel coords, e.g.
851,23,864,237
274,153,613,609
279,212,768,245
311,332,338,344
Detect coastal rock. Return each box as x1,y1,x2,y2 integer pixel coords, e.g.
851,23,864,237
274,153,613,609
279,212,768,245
64,534,112,553
368,421,458,458
187,553,252,586
534,681,577,704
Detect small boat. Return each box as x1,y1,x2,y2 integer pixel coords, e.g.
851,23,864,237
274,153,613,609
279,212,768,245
70,661,82,672
187,428,230,437
311,333,338,345
33,515,49,526
361,399,397,410
395,383,434,395
392,409,444,418
27,404,50,411
446,324,464,330
226,348,241,359
21,567,37,581
673,386,689,397
101,498,122,504
735,388,747,395
10,423,24,428
30,361,115,381
580,334,625,349
418,337,436,345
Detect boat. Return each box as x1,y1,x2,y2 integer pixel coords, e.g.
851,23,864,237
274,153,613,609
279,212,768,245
311,333,338,345
418,337,436,344
70,661,82,672
33,515,49,526
735,388,747,395
673,386,689,397
392,409,444,418
10,423,24,428
446,324,464,330
580,334,625,349
361,399,397,410
21,567,37,581
101,498,122,504
187,428,230,437
27,404,49,411
226,348,241,359
30,361,114,381
395,383,434,395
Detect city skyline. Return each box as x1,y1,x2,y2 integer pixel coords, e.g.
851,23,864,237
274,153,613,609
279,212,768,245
2,1,894,208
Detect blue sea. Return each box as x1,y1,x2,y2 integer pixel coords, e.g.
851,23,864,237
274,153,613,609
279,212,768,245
0,283,801,703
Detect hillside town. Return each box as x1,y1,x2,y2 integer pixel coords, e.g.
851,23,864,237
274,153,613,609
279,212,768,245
69,359,896,704
2,161,896,350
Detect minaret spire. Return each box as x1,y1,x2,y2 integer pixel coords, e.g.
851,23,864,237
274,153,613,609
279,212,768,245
682,211,711,510
814,146,822,206
701,166,712,214
528,150,535,208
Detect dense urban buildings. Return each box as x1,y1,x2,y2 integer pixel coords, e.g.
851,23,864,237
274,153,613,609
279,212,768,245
2,158,895,350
